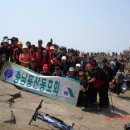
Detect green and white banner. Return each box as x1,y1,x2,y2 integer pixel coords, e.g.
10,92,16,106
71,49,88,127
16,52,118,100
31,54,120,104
0,62,80,105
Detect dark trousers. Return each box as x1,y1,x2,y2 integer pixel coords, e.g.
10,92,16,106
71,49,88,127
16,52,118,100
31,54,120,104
94,84,109,108
77,84,109,108
77,85,98,107
115,83,122,95
76,90,88,107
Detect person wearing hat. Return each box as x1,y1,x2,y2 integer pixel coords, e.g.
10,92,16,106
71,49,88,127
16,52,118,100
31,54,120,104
66,67,77,80
61,55,66,61
75,63,81,79
75,63,81,71
49,46,56,57
40,64,50,76
48,46,57,72
13,42,23,64
50,46,55,50
19,44,30,68
61,56,69,76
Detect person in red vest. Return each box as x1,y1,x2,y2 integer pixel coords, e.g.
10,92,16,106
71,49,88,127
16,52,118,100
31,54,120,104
35,47,43,73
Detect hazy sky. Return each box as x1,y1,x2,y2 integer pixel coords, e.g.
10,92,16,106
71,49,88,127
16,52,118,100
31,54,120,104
0,0,130,53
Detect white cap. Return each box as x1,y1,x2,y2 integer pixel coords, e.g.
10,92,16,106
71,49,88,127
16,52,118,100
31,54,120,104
50,46,55,50
69,67,75,71
75,63,81,67
61,56,67,60
22,44,27,49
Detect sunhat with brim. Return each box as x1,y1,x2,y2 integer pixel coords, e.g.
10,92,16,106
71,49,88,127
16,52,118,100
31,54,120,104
22,44,28,49
69,67,75,72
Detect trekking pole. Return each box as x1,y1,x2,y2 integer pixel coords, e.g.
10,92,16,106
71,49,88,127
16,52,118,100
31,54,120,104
109,89,115,115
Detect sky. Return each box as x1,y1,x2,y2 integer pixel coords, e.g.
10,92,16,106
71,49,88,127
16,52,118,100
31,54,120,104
0,0,130,53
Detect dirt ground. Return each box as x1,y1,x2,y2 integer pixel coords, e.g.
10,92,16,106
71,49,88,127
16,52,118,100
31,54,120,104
0,80,130,130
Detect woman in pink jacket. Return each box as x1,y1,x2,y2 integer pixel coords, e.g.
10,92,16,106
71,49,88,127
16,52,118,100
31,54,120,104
19,44,30,67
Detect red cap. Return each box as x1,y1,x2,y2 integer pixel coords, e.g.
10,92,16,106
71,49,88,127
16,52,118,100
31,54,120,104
43,64,49,69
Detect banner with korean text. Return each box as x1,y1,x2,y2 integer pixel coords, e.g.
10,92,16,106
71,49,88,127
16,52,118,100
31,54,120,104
0,62,80,105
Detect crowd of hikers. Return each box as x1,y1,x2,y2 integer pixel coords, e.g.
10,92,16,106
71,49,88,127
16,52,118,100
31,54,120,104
0,36,130,111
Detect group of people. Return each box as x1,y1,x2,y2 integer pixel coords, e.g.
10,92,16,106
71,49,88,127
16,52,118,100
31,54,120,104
0,36,130,111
